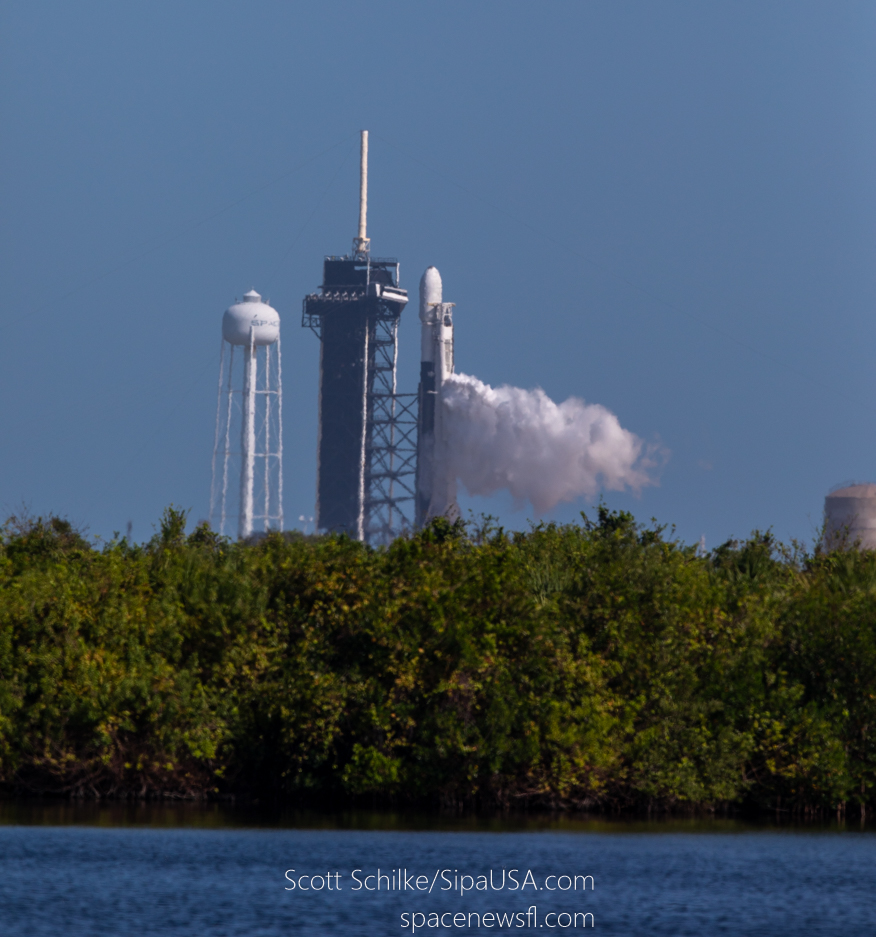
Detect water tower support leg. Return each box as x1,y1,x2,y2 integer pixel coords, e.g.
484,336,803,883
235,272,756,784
239,334,256,539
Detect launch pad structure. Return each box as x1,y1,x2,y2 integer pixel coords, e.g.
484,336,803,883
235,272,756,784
302,132,417,544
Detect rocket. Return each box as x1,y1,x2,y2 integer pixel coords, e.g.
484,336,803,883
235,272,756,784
416,267,460,527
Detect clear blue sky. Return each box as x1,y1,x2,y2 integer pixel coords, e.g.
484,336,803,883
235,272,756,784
2,1,875,548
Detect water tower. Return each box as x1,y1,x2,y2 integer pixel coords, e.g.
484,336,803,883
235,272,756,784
210,290,284,539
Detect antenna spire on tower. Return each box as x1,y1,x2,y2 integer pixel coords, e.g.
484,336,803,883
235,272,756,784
353,130,370,256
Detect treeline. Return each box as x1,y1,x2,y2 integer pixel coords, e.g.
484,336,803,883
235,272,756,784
0,506,874,816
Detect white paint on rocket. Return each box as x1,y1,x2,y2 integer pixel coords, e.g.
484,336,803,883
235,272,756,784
416,267,460,526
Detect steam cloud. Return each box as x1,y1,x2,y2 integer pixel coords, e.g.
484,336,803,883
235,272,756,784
441,373,660,514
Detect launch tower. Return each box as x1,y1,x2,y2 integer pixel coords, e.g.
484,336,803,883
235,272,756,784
302,132,417,543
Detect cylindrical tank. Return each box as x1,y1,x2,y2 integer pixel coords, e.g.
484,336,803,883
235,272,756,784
419,266,442,362
823,483,876,550
222,290,280,346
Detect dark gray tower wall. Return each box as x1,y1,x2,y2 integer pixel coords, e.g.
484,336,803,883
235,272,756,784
317,303,367,535
303,255,407,536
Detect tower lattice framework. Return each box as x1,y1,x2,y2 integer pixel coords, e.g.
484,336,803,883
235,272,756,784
364,313,417,544
302,264,416,545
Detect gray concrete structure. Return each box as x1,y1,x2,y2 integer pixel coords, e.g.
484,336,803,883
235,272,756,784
824,483,876,550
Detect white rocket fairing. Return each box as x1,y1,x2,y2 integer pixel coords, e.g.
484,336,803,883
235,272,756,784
415,267,459,527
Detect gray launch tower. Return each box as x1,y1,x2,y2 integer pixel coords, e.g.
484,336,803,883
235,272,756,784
302,132,417,543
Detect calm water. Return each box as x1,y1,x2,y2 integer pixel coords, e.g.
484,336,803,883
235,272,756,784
0,807,873,935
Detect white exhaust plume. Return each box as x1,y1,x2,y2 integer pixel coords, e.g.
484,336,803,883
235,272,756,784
441,373,659,514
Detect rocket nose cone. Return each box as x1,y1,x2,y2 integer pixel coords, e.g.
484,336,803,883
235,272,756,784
419,266,443,306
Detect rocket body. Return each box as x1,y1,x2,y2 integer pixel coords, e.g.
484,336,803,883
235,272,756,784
416,267,459,527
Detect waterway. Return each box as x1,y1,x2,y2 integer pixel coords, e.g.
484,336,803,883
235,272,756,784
0,805,872,935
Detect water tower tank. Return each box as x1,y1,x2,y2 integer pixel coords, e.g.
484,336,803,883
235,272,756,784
823,483,876,550
222,290,280,346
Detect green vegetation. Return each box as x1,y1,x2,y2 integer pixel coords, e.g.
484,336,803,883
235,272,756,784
1,505,875,816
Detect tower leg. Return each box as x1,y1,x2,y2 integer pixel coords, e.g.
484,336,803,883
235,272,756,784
239,333,256,540
276,334,284,532
220,344,235,536
264,344,271,532
210,338,226,529
357,325,369,542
